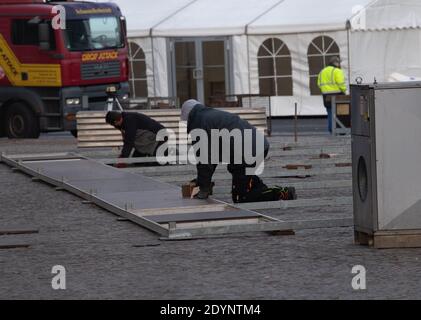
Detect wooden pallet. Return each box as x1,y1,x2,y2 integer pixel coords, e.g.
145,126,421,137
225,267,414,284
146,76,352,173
76,108,268,149
355,229,421,249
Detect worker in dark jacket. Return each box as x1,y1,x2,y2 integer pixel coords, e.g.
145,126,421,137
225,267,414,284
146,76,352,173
181,99,297,203
105,111,165,159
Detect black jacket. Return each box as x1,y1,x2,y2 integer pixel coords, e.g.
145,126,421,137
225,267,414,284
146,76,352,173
120,112,165,158
187,104,269,189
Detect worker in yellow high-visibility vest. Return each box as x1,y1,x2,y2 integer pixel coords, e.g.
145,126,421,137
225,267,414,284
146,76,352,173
317,56,347,133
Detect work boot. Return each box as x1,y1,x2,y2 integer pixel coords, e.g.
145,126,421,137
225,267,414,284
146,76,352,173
194,190,210,200
191,180,215,196
278,187,297,201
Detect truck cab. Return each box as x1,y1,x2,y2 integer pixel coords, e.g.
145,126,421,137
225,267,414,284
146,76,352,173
0,0,129,138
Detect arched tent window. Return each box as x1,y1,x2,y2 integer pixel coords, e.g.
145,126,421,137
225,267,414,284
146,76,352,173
128,42,147,98
307,36,340,95
258,38,293,96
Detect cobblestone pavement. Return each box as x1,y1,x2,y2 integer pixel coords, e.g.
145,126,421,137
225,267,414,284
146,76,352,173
1,128,421,300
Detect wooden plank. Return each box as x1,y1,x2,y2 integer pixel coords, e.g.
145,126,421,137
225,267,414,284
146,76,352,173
76,108,268,149
79,141,184,148
77,123,184,130
284,164,313,170
78,136,124,142
78,130,124,136
355,229,421,248
0,244,31,250
77,125,265,132
98,120,267,128
365,230,421,249
77,130,181,136
76,114,267,123
76,111,183,118
0,230,38,236
76,108,267,118
78,141,124,148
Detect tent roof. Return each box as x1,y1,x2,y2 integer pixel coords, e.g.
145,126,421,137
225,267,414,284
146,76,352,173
151,0,282,37
107,0,194,37
248,0,374,35
351,0,421,31
110,0,421,37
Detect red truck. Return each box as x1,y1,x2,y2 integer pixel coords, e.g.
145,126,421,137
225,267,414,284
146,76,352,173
0,0,129,138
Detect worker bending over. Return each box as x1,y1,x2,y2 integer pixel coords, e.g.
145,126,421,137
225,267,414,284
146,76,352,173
180,99,297,203
105,111,166,160
317,56,347,133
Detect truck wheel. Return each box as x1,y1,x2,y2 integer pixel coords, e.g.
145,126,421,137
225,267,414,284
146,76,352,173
70,130,78,138
5,103,40,139
0,109,5,138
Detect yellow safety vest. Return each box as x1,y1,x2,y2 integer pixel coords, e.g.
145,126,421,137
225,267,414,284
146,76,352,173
317,66,347,94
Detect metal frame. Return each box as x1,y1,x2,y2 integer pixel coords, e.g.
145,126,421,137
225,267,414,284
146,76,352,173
1,152,355,240
107,95,124,111
331,96,351,136
0,153,175,238
0,153,288,240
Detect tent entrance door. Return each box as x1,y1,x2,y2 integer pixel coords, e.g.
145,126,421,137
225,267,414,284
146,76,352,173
170,38,230,106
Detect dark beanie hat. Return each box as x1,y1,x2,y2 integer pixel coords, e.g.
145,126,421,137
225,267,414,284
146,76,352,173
105,111,122,125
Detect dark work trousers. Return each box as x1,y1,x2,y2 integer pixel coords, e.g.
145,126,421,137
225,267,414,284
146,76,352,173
227,147,270,203
322,93,344,133
196,145,270,201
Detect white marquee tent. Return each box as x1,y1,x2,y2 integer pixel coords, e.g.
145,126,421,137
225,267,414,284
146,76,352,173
245,0,373,115
105,0,419,116
350,0,421,84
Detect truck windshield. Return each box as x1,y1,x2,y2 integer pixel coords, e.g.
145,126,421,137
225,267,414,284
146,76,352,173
65,16,123,51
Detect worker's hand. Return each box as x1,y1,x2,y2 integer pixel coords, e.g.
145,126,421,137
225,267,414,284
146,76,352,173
191,186,200,199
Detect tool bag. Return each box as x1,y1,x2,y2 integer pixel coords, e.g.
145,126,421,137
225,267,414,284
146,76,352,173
233,176,295,203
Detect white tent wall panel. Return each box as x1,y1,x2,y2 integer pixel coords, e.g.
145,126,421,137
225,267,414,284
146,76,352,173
151,37,170,98
127,30,349,116
133,37,154,97
128,37,169,99
350,29,421,83
231,35,251,95
248,31,349,116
